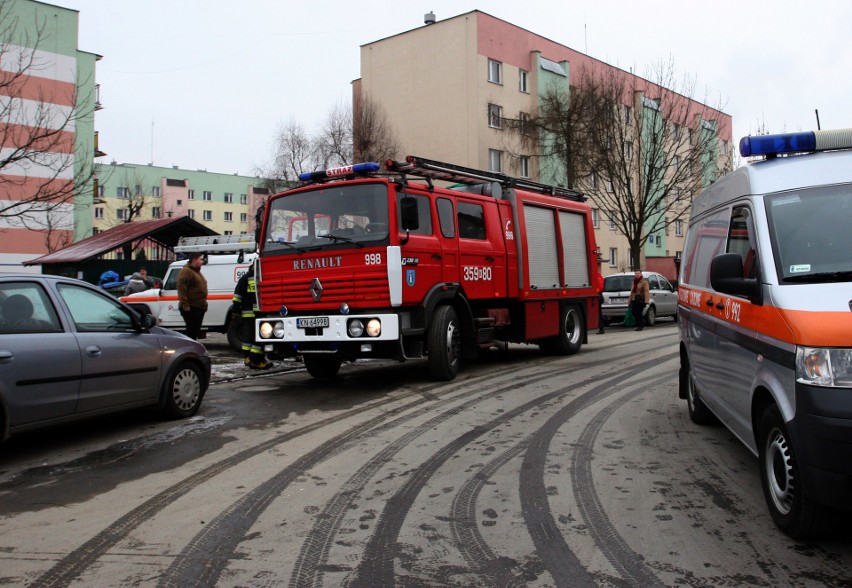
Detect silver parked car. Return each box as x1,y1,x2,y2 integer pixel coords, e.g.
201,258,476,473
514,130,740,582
601,271,678,326
0,274,211,440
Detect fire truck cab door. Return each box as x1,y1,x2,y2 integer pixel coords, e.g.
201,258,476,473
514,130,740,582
454,198,507,300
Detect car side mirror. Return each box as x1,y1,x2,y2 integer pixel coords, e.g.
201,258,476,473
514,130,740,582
710,253,762,304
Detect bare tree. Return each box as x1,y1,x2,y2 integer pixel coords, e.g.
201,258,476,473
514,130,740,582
266,118,318,183
352,94,400,164
507,58,730,271
0,1,96,250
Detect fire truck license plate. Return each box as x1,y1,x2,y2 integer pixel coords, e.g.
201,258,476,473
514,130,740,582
297,317,329,329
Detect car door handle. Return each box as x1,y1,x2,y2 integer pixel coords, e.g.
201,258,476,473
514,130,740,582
0,350,12,361
86,345,102,357
485,256,495,262
431,254,442,260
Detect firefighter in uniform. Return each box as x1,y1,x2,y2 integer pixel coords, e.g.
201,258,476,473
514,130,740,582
231,264,271,369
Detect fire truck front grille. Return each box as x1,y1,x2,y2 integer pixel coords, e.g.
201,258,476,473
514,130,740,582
260,273,389,308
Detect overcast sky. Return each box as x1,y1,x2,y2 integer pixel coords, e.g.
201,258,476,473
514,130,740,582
56,0,852,177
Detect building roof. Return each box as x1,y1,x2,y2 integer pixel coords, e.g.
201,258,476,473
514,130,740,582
24,216,217,265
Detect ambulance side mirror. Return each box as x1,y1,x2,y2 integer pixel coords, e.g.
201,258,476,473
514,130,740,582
710,253,762,304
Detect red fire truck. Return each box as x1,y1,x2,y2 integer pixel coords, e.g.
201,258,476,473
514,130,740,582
253,156,601,380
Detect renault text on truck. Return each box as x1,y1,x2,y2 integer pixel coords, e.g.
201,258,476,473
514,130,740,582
678,129,852,539
253,156,601,381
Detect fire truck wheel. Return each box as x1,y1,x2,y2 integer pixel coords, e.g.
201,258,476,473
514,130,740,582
304,356,342,379
540,304,584,355
428,305,461,381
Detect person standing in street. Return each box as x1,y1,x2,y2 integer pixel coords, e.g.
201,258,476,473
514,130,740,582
596,271,605,334
628,270,650,331
177,252,208,340
231,264,271,369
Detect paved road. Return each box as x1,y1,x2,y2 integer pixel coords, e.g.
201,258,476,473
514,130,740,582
0,321,849,586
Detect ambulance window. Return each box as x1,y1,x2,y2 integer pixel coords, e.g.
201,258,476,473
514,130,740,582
727,207,758,279
682,209,727,288
437,198,455,238
458,202,486,240
396,193,432,235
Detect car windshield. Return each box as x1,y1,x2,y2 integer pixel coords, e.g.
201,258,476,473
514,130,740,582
604,275,635,292
765,185,852,283
262,183,390,255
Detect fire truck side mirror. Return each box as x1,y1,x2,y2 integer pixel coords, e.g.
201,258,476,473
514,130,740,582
399,196,420,232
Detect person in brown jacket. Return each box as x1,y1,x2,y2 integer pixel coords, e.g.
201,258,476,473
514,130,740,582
628,270,650,331
177,252,208,340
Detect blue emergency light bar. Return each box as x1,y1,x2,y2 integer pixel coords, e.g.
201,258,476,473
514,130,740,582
298,162,380,182
740,128,852,158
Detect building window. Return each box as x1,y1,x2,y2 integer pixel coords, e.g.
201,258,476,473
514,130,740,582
609,247,618,267
608,210,616,230
203,191,212,201
624,105,631,124
519,156,530,178
488,149,502,173
94,207,104,219
152,206,160,218
240,193,247,204
488,58,502,84
203,210,212,221
224,192,233,203
591,208,599,229
607,179,614,193
187,209,195,219
151,187,161,197
116,209,128,221
97,184,104,197
240,212,247,223
675,219,683,236
591,172,598,190
519,69,529,92
116,186,129,198
624,142,633,161
224,211,233,222
134,184,142,196
488,103,502,129
224,230,233,236
176,199,182,206
188,189,195,200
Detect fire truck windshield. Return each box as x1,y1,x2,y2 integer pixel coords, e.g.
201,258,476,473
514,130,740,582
262,183,390,254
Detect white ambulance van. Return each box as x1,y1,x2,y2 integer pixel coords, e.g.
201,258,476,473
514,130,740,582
678,129,852,539
121,235,256,350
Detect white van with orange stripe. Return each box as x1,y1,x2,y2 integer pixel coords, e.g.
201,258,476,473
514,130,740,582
678,129,852,539
121,252,256,351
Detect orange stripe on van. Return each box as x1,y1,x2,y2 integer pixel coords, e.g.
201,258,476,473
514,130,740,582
679,286,851,348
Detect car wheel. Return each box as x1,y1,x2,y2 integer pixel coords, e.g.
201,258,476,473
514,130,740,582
757,403,835,538
162,361,203,419
645,305,656,326
428,305,460,381
303,355,343,379
685,362,716,425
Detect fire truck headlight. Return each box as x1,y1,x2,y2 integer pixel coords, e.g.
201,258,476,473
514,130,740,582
347,319,364,337
273,322,285,338
259,321,278,339
366,318,381,337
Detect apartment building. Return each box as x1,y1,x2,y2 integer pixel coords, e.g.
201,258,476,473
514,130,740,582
0,0,99,273
94,162,269,241
356,10,732,279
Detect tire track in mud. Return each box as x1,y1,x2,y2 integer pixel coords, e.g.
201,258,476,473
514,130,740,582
287,350,664,587
164,350,641,588
350,350,677,587
30,362,525,587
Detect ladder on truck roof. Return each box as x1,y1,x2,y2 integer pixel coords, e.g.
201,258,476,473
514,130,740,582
387,155,586,202
174,233,257,254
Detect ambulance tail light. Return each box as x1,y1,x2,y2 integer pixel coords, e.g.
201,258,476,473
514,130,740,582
796,347,852,388
740,128,852,158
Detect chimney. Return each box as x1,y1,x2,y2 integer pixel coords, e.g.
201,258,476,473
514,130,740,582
424,11,436,25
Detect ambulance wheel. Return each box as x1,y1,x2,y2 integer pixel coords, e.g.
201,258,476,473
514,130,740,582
304,356,342,380
540,304,583,355
428,305,460,381
757,403,835,539
685,363,715,425
226,318,243,352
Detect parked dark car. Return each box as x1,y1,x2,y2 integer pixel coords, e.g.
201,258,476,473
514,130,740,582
0,274,211,440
